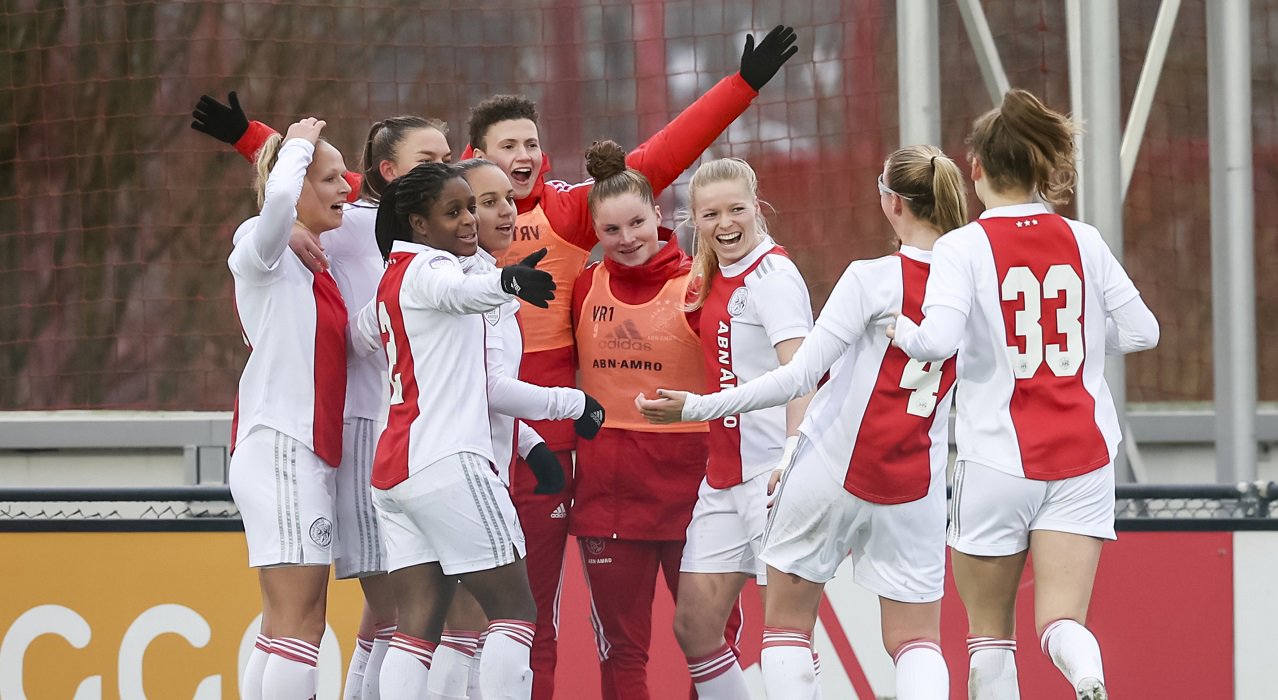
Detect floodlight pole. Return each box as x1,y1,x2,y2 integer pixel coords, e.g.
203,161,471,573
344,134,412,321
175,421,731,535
897,0,941,146
1069,0,1132,481
1207,0,1258,482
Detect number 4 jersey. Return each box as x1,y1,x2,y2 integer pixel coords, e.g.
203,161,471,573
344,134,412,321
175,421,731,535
683,246,956,505
924,203,1141,480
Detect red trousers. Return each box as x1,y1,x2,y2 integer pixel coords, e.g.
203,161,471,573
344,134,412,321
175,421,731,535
578,538,743,700
510,449,575,700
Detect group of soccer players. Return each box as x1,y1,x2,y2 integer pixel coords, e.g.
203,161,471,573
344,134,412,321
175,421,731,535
197,22,1157,700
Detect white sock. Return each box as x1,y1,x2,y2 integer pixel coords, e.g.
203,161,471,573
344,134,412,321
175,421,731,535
1040,619,1105,690
262,637,319,700
468,631,488,700
379,632,435,700
761,627,817,700
480,620,535,700
687,643,748,698
894,639,949,700
241,635,271,700
967,637,1020,700
427,629,481,699
361,625,396,700
344,635,375,699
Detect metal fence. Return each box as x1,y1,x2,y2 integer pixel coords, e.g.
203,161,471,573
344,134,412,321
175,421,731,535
2,483,1276,532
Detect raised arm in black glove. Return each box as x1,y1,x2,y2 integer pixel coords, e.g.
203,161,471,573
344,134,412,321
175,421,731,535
500,247,557,308
739,25,799,91
191,91,250,145
525,442,566,495
574,393,606,440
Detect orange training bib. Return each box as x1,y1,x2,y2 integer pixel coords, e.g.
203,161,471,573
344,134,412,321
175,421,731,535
575,264,708,433
496,204,591,354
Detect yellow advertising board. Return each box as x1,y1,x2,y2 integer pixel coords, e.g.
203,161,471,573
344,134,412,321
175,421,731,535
0,532,365,699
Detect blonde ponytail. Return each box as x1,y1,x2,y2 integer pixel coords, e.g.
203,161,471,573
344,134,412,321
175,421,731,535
253,133,284,209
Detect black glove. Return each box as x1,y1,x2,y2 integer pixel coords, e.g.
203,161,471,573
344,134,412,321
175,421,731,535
191,91,250,145
574,393,605,440
739,25,799,91
525,442,565,495
500,248,556,308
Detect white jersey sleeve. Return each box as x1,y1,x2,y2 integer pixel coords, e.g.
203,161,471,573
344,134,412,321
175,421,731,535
229,139,313,279
516,421,545,459
484,320,585,422
682,323,848,422
406,253,511,315
1105,296,1160,354
749,255,814,345
351,298,383,357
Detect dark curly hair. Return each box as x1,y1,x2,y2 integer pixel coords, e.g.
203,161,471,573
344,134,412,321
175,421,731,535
375,162,464,261
467,95,538,151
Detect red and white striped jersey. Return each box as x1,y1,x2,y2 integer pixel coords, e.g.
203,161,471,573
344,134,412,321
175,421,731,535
800,248,956,503
681,246,955,504
228,139,347,467
922,203,1141,480
319,203,388,421
368,241,512,489
699,238,812,488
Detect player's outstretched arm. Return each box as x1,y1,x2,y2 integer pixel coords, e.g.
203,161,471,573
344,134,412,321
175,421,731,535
636,323,847,425
627,25,799,195
191,91,362,197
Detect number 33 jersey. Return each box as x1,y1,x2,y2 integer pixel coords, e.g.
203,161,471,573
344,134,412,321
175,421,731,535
800,246,957,505
924,203,1141,481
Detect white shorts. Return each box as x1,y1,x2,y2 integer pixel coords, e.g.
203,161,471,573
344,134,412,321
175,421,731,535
371,451,526,576
760,439,946,603
333,417,387,579
229,427,337,568
681,472,770,584
947,460,1117,557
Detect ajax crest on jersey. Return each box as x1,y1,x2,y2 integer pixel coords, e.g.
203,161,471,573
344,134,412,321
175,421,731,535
428,255,454,269
727,287,749,316
584,537,606,555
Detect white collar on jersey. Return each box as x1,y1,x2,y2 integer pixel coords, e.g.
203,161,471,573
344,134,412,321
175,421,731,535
460,247,497,274
978,202,1051,219
718,235,776,277
898,245,933,263
390,240,430,254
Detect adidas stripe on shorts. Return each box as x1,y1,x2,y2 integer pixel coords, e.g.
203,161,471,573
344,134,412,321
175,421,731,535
229,427,337,568
371,451,527,575
334,417,387,579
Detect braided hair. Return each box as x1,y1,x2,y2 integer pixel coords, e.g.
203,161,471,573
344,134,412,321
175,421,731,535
375,161,464,261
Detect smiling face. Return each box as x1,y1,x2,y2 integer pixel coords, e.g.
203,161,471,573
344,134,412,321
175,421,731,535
464,164,517,256
381,127,451,184
409,176,479,257
474,118,542,200
692,178,763,266
296,141,350,233
592,192,661,267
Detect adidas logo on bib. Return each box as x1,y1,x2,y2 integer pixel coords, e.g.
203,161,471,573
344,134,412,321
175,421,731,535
550,503,567,519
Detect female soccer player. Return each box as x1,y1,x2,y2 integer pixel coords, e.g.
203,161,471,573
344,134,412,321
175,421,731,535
569,140,737,700
357,161,555,700
890,90,1160,700
194,100,453,699
667,157,814,698
226,117,350,700
639,145,968,699
427,158,606,700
